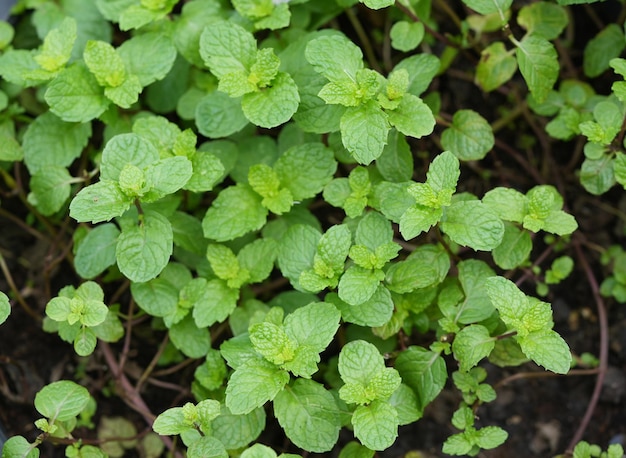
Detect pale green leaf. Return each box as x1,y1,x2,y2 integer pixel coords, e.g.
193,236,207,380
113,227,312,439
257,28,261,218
441,200,504,251
277,224,321,291
517,2,568,40
212,406,266,450
116,211,173,282
34,380,90,422
274,379,341,452
242,72,300,128
341,101,389,164
199,20,256,77
45,63,109,122
399,204,442,240
328,286,394,327
100,133,159,181
83,39,126,87
0,292,10,325
517,329,572,374
390,21,424,52
580,156,615,195
284,302,341,353
195,91,247,137
70,180,132,223
482,187,527,222
492,224,532,270
476,41,517,92
395,346,447,411
28,167,73,216
169,314,210,358
202,184,267,241
338,266,383,306
118,33,176,86
462,0,512,16
452,325,495,372
192,279,238,327
305,34,363,83
386,94,435,140
393,54,440,97
1,436,40,458
584,24,625,78
352,401,398,451
225,358,290,415
377,130,413,182
388,383,421,425
275,143,337,200
515,35,559,103
441,109,494,161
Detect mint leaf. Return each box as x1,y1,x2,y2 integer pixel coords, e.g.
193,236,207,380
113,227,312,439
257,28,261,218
395,346,447,412
34,380,90,422
169,314,210,358
45,63,109,122
390,21,424,52
202,184,267,241
517,329,572,374
34,16,76,73
388,383,421,425
328,286,394,327
273,379,341,452
386,94,435,140
101,133,159,181
238,238,278,284
74,223,120,279
196,91,249,138
22,111,91,174
482,187,527,222
28,167,74,216
242,72,300,128
277,224,321,291
514,35,559,103
584,24,625,78
394,54,440,97
339,266,384,306
212,406,266,450
441,109,495,161
117,33,176,86
1,436,39,458
305,34,363,84
492,224,532,269
441,200,504,251
452,325,495,372
517,2,568,40
462,0,512,16
284,302,341,354
116,211,173,282
200,20,257,77
70,180,132,223
352,401,398,451
0,292,10,325
377,130,413,182
275,143,337,201
341,101,390,164
225,358,290,415
476,41,517,92
192,279,238,327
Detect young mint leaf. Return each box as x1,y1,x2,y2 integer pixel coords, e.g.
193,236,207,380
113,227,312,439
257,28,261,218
196,90,249,138
476,41,517,92
116,211,173,282
169,314,210,358
323,167,372,218
250,321,296,366
305,34,363,84
34,16,76,73
34,380,90,422
83,39,126,88
45,63,109,122
393,54,440,97
395,346,447,412
225,358,290,415
192,279,238,327
482,187,527,222
339,266,385,306
341,101,389,164
142,156,193,200
100,133,159,181
273,379,341,452
117,32,177,86
390,21,424,52
187,436,227,458
584,24,625,78
284,302,341,354
131,277,178,318
399,205,442,240
22,111,91,174
517,329,572,374
242,72,300,128
352,401,398,451
387,383,421,425
200,20,256,77
202,184,267,242
441,200,504,251
441,109,494,161
70,180,133,223
452,325,495,372
514,35,559,103
238,238,278,284
301,225,351,291
386,245,450,294
275,143,337,200
386,95,435,140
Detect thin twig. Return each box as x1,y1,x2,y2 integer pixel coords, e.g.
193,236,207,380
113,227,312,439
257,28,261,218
0,252,40,321
344,7,383,74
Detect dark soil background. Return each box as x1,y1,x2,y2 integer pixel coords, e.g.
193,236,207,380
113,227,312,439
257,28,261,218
2,1,626,457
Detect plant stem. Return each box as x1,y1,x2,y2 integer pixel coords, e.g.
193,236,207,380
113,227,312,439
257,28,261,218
0,252,40,321
344,7,383,74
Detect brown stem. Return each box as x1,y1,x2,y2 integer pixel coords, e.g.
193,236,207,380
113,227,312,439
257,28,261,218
564,239,609,454
0,252,40,321
135,333,170,393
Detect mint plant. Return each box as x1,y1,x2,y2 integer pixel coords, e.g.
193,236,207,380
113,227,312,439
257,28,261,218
1,0,623,456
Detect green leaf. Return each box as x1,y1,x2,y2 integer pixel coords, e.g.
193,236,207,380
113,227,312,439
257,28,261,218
475,426,509,450
584,24,625,78
394,54,440,97
144,156,193,199
212,406,266,450
395,346,447,412
0,292,10,325
580,156,615,195
492,224,532,270
441,200,504,251
202,184,267,242
329,286,394,327
195,91,249,138
45,63,109,122
399,205,442,240
116,211,173,282
339,266,384,306
517,2,568,40
34,380,90,422
242,72,300,128
377,130,414,182
517,330,572,374
238,238,278,284
388,383,421,425
200,20,257,78
339,441,375,458
83,39,126,88
28,167,74,216
352,401,398,451
462,0,512,16
274,379,341,452
305,34,363,84
192,278,238,327
225,358,290,415
386,94,435,140
441,109,494,161
275,143,337,201
101,133,160,181
482,187,527,222
118,33,176,86
277,224,321,291
169,314,210,358
22,112,92,174
514,35,559,103
341,101,389,165
250,321,296,366
476,41,517,92
70,180,133,223
390,21,424,52
35,16,77,72
187,436,227,458
360,0,395,9
284,302,341,353
1,436,40,458
452,325,495,372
